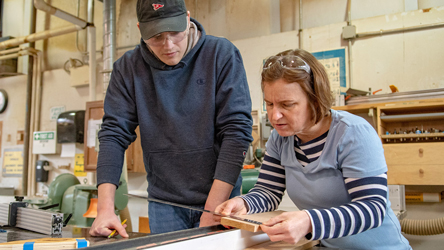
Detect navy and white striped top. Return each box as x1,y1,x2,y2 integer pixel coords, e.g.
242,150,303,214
241,131,388,241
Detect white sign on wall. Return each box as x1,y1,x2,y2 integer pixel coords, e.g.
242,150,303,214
33,131,57,154
50,106,66,121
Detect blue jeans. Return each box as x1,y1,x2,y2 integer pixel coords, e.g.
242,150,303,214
148,175,242,234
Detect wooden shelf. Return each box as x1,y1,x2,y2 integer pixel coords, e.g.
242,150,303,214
339,98,444,185
380,112,444,122
381,133,444,139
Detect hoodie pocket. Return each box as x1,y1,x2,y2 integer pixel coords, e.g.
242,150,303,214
147,148,217,203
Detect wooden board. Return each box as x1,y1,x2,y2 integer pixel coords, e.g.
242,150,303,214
245,238,320,250
0,238,89,249
221,210,285,233
221,211,320,250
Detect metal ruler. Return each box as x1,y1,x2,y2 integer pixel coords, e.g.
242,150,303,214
125,194,262,225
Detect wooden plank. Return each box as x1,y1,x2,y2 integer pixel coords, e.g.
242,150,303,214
0,238,89,249
221,211,285,233
221,211,320,250
245,238,319,250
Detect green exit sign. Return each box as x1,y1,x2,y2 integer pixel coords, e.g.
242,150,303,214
34,132,55,140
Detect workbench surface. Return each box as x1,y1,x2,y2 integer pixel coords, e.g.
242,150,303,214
0,225,148,247
0,226,339,249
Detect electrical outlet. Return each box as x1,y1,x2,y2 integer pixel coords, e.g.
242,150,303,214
388,185,406,216
16,130,24,144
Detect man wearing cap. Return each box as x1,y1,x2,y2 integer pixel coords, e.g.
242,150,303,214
89,0,253,237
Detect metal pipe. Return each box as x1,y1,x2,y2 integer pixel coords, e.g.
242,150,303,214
26,50,38,197
23,3,37,197
356,22,444,38
88,0,97,101
0,53,20,60
298,0,303,49
19,47,43,197
27,49,39,197
0,25,83,50
88,26,97,101
75,0,87,53
0,48,21,55
346,0,353,88
102,0,117,94
347,0,351,25
27,48,43,197
33,0,88,28
88,0,94,23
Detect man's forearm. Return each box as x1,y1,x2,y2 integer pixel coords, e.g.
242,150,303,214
204,179,234,211
97,183,117,213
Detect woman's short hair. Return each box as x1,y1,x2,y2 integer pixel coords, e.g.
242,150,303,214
261,49,333,124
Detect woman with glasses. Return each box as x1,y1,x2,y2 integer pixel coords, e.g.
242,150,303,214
215,49,411,249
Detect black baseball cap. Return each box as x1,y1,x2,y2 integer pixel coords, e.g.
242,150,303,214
137,0,188,40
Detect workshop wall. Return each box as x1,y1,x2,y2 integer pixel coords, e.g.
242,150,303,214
0,0,444,233
0,74,28,192
235,6,444,111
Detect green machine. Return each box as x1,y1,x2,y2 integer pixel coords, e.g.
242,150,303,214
27,173,128,228
241,148,264,194
241,168,260,194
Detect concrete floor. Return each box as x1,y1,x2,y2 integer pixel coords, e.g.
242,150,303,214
405,234,444,249
402,202,444,250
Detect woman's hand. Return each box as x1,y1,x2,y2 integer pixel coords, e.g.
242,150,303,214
260,211,312,245
213,197,248,223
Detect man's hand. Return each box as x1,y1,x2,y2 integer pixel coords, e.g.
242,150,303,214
199,179,234,228
89,183,129,238
89,210,128,238
260,211,312,245
199,212,220,227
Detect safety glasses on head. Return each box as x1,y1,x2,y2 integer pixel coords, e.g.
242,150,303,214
146,29,188,47
263,55,311,74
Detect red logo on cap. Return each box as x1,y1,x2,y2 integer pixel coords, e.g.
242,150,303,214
152,4,164,11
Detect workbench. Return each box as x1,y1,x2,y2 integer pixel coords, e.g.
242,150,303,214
0,225,331,249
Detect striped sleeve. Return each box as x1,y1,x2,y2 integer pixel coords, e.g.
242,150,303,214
306,173,388,240
241,152,286,214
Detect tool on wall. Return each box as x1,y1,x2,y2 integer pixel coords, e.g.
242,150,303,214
35,160,50,183
383,127,443,143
